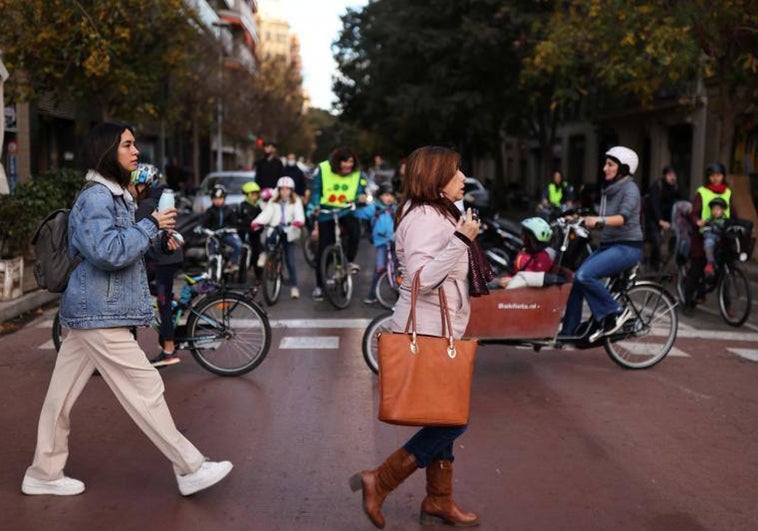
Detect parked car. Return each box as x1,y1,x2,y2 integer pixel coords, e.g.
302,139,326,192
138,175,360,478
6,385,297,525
192,170,257,214
463,177,491,215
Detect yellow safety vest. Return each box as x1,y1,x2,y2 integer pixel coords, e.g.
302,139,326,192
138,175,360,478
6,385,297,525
319,161,362,207
548,182,564,206
697,186,731,221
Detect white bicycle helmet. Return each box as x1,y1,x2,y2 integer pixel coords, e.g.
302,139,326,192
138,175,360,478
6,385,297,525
605,146,639,176
277,176,295,189
521,217,553,243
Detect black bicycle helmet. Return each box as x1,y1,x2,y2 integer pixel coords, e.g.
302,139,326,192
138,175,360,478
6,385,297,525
708,197,728,209
377,183,394,196
705,162,726,177
211,184,227,199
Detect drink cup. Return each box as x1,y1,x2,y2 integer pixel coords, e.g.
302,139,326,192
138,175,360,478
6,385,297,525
158,189,175,212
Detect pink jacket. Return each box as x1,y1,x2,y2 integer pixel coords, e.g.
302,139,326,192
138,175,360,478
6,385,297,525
391,204,471,338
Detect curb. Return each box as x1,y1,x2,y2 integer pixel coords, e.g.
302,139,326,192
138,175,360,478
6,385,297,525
0,291,59,324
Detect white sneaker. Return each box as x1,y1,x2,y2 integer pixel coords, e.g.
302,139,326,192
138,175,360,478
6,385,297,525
312,287,324,301
22,473,85,496
290,287,300,299
176,460,233,496
348,262,360,274
257,253,267,268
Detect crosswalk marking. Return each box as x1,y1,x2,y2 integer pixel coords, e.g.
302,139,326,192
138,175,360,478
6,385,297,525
279,336,339,349
270,318,372,329
727,348,758,362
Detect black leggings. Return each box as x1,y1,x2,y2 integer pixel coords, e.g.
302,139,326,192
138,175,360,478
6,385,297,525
315,215,361,288
147,262,182,342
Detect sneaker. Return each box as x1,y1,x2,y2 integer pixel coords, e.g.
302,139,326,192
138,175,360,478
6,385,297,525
176,460,233,496
22,474,85,496
312,287,324,301
290,286,300,299
223,264,239,274
150,351,181,367
589,308,632,343
363,297,377,305
257,253,267,268
348,262,360,274
704,262,715,277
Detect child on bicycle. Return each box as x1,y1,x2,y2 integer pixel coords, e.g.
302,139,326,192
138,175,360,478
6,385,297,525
702,197,727,278
354,183,397,304
495,216,557,289
237,181,264,281
130,163,184,367
200,184,243,274
251,176,305,299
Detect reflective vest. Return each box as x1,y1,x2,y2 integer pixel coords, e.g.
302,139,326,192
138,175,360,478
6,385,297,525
548,183,564,206
697,186,731,220
319,161,361,207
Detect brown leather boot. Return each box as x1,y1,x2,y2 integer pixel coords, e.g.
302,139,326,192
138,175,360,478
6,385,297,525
419,459,480,527
349,448,417,529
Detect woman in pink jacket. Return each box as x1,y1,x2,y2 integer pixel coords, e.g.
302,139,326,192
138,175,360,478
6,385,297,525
350,146,489,528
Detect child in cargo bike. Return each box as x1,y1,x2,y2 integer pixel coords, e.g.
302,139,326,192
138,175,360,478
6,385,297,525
494,216,564,290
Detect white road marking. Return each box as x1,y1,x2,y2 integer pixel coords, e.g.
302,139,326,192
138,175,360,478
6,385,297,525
279,336,339,349
727,348,758,362
270,318,372,329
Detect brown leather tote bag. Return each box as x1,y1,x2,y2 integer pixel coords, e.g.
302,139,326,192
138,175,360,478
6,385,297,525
377,271,478,426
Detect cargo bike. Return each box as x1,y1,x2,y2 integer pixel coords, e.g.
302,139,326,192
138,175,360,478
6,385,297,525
362,218,679,373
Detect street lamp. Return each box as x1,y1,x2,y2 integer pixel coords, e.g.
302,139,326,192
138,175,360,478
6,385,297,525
212,21,232,172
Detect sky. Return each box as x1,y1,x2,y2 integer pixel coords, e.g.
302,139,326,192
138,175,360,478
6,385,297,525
277,0,368,111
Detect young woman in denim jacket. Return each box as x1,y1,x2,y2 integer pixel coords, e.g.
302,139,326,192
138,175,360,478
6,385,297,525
22,123,232,497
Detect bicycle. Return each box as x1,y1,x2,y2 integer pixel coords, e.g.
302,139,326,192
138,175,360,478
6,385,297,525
318,204,356,309
362,264,678,374
261,225,290,306
374,241,404,309
52,273,272,376
199,227,243,284
676,223,753,326
302,215,319,269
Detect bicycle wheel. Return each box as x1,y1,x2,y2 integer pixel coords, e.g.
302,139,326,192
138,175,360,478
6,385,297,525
604,282,678,369
320,244,353,309
375,271,399,310
303,233,318,268
718,264,751,327
361,311,393,374
186,292,271,376
263,252,282,306
674,263,687,305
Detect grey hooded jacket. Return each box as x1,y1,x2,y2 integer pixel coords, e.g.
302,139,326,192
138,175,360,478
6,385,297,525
598,176,643,247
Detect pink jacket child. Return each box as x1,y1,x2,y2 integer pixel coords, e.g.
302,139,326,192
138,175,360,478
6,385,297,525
391,204,471,338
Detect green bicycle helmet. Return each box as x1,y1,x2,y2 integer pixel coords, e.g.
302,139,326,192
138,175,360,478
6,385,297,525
242,181,261,194
131,163,161,187
521,216,553,243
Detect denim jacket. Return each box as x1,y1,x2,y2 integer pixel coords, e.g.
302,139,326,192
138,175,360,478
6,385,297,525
59,171,159,329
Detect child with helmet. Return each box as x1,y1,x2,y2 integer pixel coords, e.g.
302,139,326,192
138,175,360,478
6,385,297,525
495,216,556,289
250,176,306,298
559,146,644,342
237,181,264,281
354,182,397,303
702,196,728,277
129,163,185,367
200,184,243,274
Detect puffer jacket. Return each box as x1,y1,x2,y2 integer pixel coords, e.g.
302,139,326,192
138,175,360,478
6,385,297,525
391,204,470,338
59,171,158,329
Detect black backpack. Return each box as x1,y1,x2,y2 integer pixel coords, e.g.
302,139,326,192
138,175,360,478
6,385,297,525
31,182,98,293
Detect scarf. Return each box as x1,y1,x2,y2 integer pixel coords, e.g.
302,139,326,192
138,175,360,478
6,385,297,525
706,183,728,194
442,199,494,297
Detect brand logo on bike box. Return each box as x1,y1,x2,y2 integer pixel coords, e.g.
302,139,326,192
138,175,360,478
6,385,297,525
497,302,539,310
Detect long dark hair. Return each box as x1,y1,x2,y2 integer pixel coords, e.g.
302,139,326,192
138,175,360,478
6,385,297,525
395,146,461,227
84,122,134,187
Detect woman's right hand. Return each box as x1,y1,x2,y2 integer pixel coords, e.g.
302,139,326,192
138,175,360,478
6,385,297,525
152,207,177,230
456,207,480,240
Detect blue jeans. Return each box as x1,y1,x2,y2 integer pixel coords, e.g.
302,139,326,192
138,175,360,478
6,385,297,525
403,425,467,468
561,244,642,335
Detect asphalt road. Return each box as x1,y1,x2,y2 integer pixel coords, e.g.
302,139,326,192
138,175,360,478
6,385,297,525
1,238,757,530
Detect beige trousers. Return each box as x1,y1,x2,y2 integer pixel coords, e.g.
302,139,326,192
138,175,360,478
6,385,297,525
27,328,205,480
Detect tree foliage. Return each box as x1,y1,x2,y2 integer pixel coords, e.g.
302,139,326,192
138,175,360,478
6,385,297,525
0,0,204,122
333,0,524,159
523,0,758,163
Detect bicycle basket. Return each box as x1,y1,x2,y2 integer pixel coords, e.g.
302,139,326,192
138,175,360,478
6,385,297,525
724,221,755,262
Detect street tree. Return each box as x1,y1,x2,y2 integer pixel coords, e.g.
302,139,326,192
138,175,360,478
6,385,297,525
0,0,205,123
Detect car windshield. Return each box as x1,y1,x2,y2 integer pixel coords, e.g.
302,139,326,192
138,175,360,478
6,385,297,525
203,175,252,195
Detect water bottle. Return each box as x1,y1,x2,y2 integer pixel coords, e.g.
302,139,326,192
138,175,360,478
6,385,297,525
158,188,175,211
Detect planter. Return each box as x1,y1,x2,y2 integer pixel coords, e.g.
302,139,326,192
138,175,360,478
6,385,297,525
0,256,23,301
